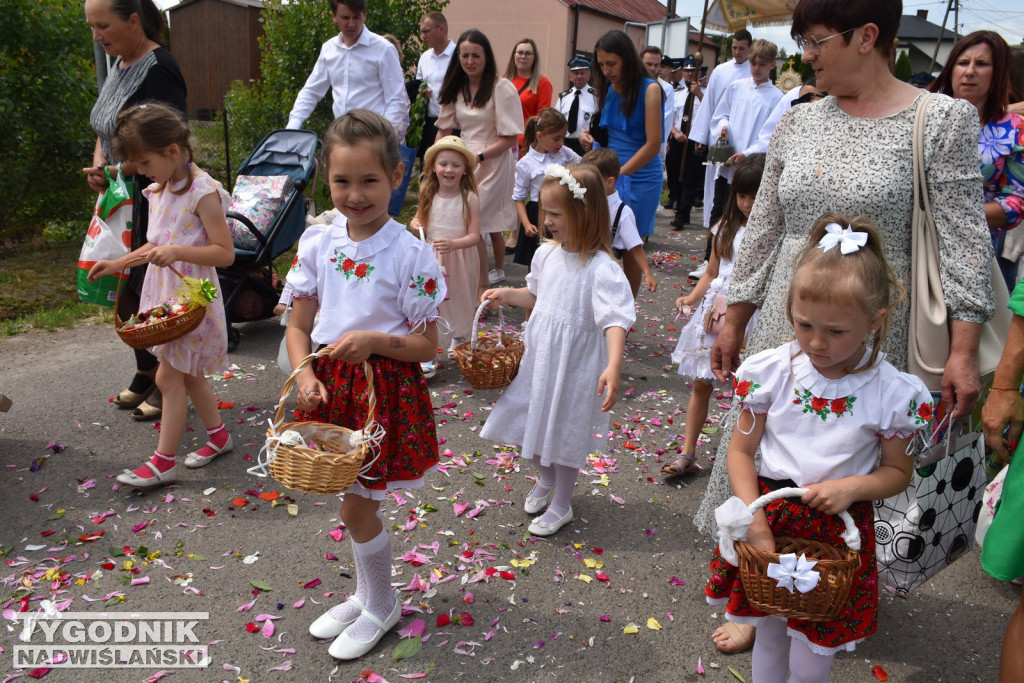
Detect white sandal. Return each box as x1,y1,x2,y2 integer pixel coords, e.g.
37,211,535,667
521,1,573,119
116,461,177,488
184,434,233,468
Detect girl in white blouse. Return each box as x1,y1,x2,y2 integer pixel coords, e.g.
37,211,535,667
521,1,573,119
706,214,933,680
286,110,445,661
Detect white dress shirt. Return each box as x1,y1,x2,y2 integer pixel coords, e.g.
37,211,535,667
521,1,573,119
512,145,582,202
748,86,802,156
688,59,750,147
556,85,597,140
416,40,455,118
286,27,410,138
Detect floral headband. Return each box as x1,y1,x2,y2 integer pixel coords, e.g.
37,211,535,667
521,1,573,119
544,164,587,203
817,222,867,255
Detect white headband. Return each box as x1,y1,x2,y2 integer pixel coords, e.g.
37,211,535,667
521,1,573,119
544,164,587,203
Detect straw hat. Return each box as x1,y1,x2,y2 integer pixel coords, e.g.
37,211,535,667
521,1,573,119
424,135,477,172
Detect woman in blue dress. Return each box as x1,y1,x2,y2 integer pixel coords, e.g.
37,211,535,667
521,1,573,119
579,31,664,240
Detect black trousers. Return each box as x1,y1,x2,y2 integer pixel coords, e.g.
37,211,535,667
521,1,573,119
665,137,685,202
709,175,731,229
564,137,585,157
676,140,707,218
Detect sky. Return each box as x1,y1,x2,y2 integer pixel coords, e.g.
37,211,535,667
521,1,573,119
664,0,1024,54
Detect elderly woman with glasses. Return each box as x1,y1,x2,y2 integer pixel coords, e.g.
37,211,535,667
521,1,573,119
693,0,996,655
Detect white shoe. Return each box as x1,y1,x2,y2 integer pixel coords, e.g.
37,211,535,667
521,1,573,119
688,261,708,280
528,506,574,536
488,269,505,284
327,595,401,660
309,596,365,639
420,361,436,379
184,434,233,468
523,485,554,514
116,461,177,488
447,338,464,360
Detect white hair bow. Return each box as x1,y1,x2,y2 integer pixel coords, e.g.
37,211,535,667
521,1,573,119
766,553,821,594
818,222,867,254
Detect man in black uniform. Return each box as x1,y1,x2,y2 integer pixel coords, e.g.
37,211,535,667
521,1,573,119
672,55,707,230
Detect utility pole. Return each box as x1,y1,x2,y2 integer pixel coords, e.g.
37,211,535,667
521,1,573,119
927,0,954,75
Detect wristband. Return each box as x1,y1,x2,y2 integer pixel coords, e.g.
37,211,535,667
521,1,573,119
477,152,485,163
990,386,1022,392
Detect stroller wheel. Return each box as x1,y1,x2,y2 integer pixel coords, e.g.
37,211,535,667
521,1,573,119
227,326,240,352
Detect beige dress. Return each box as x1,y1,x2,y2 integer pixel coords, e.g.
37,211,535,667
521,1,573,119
437,79,524,234
428,194,479,339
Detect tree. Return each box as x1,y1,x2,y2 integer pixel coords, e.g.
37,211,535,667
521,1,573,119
895,50,913,82
0,0,97,239
224,0,447,171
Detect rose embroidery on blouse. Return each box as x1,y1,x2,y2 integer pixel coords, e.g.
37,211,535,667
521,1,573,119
907,398,933,425
793,388,856,421
410,275,439,300
733,377,761,400
288,254,300,272
332,249,375,281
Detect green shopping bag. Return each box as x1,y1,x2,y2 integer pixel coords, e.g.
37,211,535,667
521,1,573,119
77,166,134,306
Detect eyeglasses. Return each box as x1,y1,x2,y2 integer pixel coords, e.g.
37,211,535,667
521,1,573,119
795,27,857,55
515,51,534,57
419,25,436,35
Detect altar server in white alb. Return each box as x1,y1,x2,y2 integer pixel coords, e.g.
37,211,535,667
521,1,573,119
285,0,409,139
707,40,782,219
556,57,597,156
688,29,752,228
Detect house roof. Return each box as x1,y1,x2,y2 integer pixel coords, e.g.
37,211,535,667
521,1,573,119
897,14,958,42
564,0,668,24
167,0,263,11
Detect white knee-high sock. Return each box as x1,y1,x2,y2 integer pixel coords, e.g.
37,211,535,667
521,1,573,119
788,636,835,683
751,616,790,683
344,530,397,642
327,537,369,622
537,464,579,524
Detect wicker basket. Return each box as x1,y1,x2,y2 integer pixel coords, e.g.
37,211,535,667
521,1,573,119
114,261,206,349
735,487,861,622
453,302,525,390
261,348,375,495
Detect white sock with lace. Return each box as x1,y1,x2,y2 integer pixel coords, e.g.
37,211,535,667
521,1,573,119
528,463,556,503
343,530,397,643
536,464,578,525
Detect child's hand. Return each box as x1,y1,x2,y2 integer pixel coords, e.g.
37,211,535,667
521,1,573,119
433,238,453,255
480,288,503,308
746,517,776,555
644,273,658,293
801,480,857,516
295,373,328,412
597,365,620,412
273,303,287,316
87,259,120,282
329,331,375,364
524,222,538,238
147,246,181,267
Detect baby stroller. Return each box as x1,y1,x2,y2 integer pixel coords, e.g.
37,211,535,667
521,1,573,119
220,129,320,351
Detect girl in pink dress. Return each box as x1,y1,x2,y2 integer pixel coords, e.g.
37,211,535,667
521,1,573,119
88,103,235,488
411,136,481,357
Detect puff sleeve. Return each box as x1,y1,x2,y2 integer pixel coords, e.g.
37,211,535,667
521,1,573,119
592,258,635,332
436,101,459,132
878,370,935,441
731,346,786,414
526,244,551,296
285,223,330,300
397,236,447,328
494,79,527,138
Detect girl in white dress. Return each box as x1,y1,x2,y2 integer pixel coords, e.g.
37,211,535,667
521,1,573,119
479,164,635,536
665,154,764,476
411,136,481,358
87,103,235,488
706,213,933,681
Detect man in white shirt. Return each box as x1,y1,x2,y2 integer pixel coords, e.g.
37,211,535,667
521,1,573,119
642,46,675,155
286,0,409,139
688,29,752,229
707,40,781,223
556,57,597,156
414,12,455,161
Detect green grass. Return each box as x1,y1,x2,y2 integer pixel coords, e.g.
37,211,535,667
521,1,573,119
0,300,111,336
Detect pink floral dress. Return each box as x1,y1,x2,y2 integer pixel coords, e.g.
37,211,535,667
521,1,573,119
139,167,230,376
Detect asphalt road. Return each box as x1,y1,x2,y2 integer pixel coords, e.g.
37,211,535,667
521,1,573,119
0,210,1016,682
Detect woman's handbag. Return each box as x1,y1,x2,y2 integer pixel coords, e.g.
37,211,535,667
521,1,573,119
907,93,1011,392
874,420,986,593
589,108,608,148
703,293,728,335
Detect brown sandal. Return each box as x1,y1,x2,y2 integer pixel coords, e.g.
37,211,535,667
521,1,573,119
661,454,700,476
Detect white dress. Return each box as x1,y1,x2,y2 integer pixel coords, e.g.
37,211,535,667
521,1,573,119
480,245,635,468
671,225,754,383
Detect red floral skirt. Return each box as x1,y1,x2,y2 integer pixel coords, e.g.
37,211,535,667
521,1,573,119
294,356,438,492
705,479,878,651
